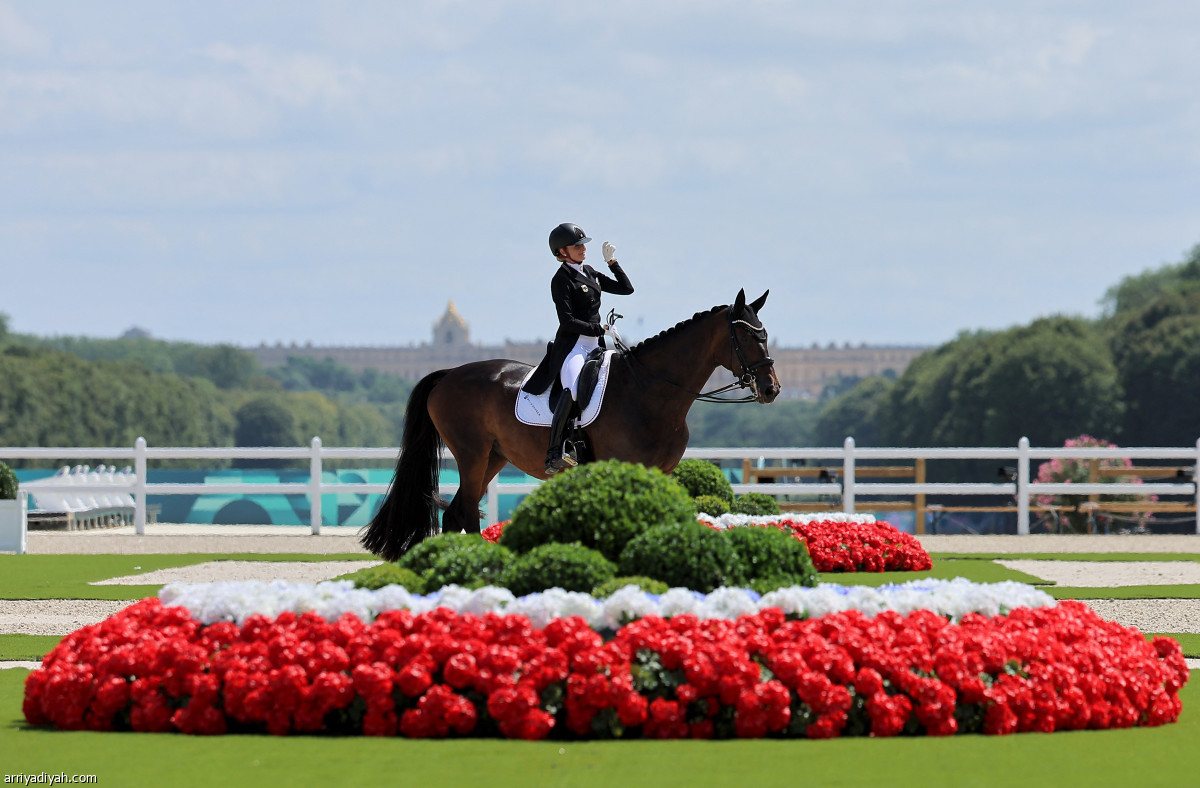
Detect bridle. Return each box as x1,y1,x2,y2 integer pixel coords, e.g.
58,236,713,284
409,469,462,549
723,313,775,403
618,307,776,404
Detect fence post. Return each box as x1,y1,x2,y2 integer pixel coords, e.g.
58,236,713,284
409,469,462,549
1017,437,1030,535
310,436,323,535
486,476,500,526
842,437,856,514
1195,438,1200,536
134,437,147,535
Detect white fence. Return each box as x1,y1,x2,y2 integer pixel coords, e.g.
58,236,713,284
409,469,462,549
3,437,1199,536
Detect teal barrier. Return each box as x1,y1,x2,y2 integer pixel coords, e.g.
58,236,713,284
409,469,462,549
14,467,537,527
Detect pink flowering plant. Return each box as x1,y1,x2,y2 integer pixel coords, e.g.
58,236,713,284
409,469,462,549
1035,435,1157,533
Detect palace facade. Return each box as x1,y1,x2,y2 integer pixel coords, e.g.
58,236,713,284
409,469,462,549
248,302,929,399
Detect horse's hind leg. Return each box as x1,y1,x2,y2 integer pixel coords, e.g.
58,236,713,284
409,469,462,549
441,446,507,535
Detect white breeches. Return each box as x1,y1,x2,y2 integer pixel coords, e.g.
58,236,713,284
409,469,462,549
560,334,600,399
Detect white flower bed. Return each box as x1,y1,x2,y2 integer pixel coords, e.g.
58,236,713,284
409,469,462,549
158,577,1055,631
696,512,878,528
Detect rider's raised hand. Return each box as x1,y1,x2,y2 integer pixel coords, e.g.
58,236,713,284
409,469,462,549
602,241,617,264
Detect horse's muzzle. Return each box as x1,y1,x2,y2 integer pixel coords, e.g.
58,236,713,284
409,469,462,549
752,371,781,404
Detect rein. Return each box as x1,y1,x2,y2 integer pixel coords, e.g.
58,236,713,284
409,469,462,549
619,309,774,404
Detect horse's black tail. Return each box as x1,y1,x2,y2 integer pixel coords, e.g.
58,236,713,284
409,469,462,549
361,370,450,562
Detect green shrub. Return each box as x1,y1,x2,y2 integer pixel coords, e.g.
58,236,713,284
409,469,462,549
731,492,781,516
592,576,670,597
397,532,484,576
501,460,694,563
693,494,729,517
341,563,426,593
0,462,17,500
748,576,810,594
502,542,616,597
424,540,512,590
618,521,738,593
722,525,817,588
671,459,734,503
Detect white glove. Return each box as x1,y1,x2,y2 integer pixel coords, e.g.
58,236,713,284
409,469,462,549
602,241,617,263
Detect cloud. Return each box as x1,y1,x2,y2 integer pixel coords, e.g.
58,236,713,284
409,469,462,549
200,43,365,109
0,0,46,56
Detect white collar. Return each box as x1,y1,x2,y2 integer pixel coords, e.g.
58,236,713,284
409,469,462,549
566,262,585,275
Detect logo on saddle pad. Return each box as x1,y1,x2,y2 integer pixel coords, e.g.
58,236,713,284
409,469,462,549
515,350,616,428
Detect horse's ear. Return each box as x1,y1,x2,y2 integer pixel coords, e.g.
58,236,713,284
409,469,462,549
734,289,746,313
750,290,769,312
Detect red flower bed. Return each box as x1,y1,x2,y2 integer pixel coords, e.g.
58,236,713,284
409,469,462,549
23,598,1185,738
770,517,932,573
483,516,932,573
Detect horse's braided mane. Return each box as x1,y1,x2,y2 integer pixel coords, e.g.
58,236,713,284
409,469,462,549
628,304,726,354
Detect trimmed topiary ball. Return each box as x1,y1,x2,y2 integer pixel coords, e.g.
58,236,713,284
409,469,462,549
693,494,729,517
501,542,616,596
500,460,694,563
341,563,426,593
671,459,734,504
731,492,781,516
424,540,512,590
397,532,482,576
722,525,817,588
617,521,739,593
592,576,670,597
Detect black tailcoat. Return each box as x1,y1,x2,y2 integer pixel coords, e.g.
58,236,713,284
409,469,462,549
522,261,634,395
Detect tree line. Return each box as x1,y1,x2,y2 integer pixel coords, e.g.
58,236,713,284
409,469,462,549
0,321,411,465
3,240,1198,460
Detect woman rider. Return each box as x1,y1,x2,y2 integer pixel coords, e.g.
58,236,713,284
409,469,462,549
522,222,634,474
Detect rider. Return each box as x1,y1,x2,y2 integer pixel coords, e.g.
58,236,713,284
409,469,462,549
522,223,634,474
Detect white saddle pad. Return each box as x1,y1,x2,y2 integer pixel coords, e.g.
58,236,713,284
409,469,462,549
515,350,616,428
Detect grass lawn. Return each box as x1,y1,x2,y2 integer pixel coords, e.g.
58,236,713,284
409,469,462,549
0,554,371,600
1,668,1197,788
3,550,1198,786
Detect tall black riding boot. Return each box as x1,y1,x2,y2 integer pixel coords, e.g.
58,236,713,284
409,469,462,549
544,392,579,475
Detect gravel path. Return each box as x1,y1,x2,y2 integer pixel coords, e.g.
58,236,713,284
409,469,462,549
0,600,136,635
997,560,1200,587
1083,599,1200,635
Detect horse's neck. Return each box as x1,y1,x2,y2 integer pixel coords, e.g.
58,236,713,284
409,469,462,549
627,310,727,415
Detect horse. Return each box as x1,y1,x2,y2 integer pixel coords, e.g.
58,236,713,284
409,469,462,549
362,288,781,561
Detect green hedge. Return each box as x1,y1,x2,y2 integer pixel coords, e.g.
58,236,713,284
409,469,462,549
341,564,426,593
397,532,484,576
722,525,817,588
618,521,739,593
671,459,734,503
424,540,512,590
693,494,729,517
500,460,694,562
592,576,670,597
731,492,782,516
502,542,616,596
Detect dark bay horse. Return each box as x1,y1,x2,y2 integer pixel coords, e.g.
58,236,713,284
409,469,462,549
362,289,781,561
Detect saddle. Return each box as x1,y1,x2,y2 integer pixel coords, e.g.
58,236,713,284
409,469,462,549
515,348,616,432
549,347,605,413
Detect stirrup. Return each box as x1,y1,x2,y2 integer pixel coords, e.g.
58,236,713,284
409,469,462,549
545,446,578,475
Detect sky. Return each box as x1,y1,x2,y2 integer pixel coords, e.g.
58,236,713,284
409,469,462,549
2,1,1198,350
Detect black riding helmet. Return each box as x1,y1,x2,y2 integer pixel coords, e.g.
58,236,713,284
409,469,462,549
549,223,591,256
